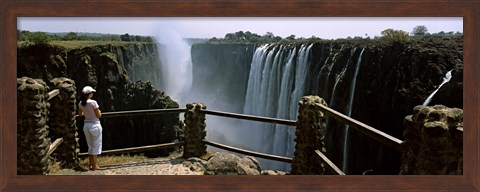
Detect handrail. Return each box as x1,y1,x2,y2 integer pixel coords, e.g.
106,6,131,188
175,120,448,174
204,140,293,163
78,142,183,157
47,89,60,101
200,109,296,126
102,108,186,118
314,150,345,175
315,103,403,152
47,138,63,156
75,108,186,120
71,100,402,175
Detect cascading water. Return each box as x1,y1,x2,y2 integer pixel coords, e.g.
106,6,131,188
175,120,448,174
342,48,365,172
147,38,460,175
243,43,313,171
422,69,453,106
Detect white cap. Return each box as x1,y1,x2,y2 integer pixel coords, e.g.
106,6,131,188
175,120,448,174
82,86,96,94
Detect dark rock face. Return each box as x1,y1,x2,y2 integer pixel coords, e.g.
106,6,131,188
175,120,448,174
191,37,463,174
306,38,463,174
333,38,463,174
17,43,180,156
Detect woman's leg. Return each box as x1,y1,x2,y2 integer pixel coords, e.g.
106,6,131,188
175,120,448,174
88,155,94,170
84,125,95,170
90,123,102,170
92,155,100,170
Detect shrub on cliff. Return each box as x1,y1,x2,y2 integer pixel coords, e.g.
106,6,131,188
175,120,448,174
28,32,52,45
379,29,412,43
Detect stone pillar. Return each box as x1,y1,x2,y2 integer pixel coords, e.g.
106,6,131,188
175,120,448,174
183,103,207,158
401,105,463,175
291,96,327,175
17,77,51,175
48,77,80,168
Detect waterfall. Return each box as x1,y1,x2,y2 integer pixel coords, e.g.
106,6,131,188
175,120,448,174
321,46,344,98
422,70,453,106
243,43,313,171
342,48,365,173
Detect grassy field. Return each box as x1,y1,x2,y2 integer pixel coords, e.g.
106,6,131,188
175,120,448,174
17,40,152,50
50,41,135,50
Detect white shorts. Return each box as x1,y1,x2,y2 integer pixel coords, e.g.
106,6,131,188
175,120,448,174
83,122,102,155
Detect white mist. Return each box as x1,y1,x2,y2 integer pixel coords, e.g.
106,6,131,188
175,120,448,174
154,28,193,105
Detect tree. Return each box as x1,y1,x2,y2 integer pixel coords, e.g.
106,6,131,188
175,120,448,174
120,33,131,41
412,25,428,36
263,32,274,39
17,30,30,41
224,33,236,41
28,32,51,45
63,32,78,40
380,28,411,42
286,35,296,40
235,31,245,40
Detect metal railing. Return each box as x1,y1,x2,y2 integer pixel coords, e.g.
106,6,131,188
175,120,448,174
73,98,403,175
315,104,402,152
200,109,296,126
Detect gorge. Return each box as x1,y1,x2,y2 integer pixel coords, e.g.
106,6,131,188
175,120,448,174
187,37,463,174
17,35,463,175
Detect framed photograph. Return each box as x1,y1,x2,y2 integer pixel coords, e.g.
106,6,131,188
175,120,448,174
2,0,478,191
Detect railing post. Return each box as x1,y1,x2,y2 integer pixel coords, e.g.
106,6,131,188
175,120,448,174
183,102,207,158
291,95,328,175
401,105,463,175
17,77,51,175
48,77,80,168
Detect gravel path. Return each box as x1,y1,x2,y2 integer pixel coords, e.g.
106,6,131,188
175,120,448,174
50,157,203,175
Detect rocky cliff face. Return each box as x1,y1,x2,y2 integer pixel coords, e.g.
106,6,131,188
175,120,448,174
190,37,463,174
17,43,180,156
308,38,462,174
190,43,255,113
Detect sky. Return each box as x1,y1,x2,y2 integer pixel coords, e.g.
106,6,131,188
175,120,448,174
17,17,463,40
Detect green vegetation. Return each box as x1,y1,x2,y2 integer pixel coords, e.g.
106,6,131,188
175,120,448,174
19,31,52,45
50,40,131,49
17,26,462,50
379,28,412,43
205,26,462,45
100,52,118,63
17,30,154,45
412,25,428,36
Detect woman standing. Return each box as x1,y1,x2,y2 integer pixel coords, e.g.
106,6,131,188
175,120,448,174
78,86,102,170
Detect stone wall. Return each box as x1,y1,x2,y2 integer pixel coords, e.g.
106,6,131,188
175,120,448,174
183,103,207,158
291,96,327,175
401,105,463,175
48,77,80,168
17,77,51,175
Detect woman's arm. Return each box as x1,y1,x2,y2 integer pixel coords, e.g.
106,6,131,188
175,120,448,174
77,108,83,116
94,108,102,118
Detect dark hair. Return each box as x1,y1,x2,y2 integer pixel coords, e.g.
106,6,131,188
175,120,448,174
80,94,88,106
